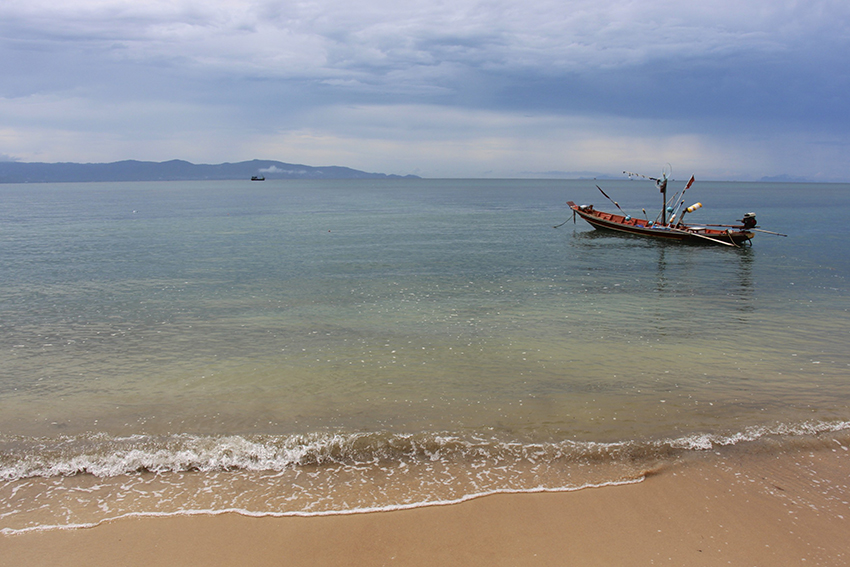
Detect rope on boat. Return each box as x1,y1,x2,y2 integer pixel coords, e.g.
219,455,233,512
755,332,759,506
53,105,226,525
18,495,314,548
553,208,576,228
554,207,581,229
726,229,739,247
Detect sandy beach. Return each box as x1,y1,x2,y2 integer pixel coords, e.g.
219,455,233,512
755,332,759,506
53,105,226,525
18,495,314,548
3,442,848,567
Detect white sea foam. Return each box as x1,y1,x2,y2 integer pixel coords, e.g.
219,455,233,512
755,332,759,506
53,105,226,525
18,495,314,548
0,477,648,537
6,418,849,536
665,420,850,452
3,420,850,483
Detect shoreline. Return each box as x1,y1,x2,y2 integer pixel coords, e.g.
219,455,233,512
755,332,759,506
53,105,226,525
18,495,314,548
3,442,848,566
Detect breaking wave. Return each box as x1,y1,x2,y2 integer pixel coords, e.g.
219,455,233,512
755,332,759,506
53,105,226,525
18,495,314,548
2,419,849,535
3,419,849,482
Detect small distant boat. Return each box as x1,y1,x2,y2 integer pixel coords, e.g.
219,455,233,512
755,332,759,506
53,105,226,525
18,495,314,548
251,175,265,181
564,167,782,247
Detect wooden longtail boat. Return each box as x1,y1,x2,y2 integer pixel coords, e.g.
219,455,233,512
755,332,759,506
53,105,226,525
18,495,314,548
567,201,755,246
567,170,757,247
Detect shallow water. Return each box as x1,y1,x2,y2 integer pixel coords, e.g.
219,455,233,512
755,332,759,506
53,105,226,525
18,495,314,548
1,178,848,532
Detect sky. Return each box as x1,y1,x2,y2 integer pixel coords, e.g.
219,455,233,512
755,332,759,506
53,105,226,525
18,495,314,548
1,0,848,180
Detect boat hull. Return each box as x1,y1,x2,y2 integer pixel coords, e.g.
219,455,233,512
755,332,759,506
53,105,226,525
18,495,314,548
567,202,753,246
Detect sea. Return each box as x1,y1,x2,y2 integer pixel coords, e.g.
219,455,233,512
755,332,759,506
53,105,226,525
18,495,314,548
1,178,848,534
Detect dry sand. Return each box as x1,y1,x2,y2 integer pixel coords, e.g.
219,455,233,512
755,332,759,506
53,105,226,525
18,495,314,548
2,444,848,567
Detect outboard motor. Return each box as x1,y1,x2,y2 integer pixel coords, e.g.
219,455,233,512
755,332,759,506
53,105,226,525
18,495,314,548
740,212,757,229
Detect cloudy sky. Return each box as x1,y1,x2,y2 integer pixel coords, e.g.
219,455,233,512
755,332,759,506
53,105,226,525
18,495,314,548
1,0,848,179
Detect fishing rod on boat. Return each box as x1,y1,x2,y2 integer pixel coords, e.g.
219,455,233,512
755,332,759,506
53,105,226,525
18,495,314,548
667,200,684,225
667,176,696,225
596,185,627,215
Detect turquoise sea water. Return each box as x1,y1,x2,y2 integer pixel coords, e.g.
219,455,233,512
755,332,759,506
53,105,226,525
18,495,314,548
1,178,848,532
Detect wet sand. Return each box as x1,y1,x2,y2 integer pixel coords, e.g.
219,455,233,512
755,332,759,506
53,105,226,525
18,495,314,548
2,444,848,567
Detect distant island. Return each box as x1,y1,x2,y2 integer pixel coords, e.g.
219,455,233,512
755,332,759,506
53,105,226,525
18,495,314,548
0,159,419,183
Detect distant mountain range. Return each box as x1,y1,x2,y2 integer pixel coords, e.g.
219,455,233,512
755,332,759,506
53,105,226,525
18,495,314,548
0,159,419,183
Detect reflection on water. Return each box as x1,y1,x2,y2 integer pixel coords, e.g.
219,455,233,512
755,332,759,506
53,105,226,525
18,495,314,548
568,225,756,305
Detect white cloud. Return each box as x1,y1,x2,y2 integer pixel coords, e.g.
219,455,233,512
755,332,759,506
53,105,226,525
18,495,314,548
6,0,843,82
0,0,848,179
